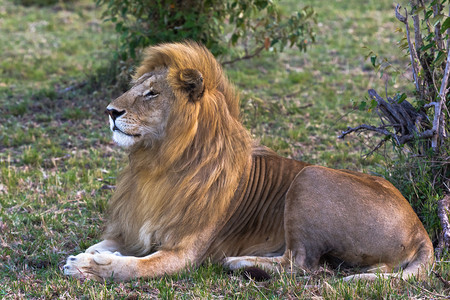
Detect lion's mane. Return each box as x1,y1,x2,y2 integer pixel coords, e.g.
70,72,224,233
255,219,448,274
103,42,253,256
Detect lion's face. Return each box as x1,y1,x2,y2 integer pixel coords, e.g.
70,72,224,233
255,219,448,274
106,68,173,147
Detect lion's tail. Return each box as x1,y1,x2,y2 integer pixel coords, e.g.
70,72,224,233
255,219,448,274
343,241,434,281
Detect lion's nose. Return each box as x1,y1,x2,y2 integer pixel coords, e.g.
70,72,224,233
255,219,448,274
106,108,126,120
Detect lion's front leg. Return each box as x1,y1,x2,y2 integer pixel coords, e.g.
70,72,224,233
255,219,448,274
64,250,194,281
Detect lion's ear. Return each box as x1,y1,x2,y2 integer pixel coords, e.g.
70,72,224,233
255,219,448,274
176,69,204,102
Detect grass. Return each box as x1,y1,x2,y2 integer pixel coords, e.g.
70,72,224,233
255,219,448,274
0,0,449,298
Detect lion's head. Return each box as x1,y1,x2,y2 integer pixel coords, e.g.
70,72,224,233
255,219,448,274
106,68,173,147
103,42,252,255
106,42,240,149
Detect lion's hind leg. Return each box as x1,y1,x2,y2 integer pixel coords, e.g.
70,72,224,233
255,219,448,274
223,254,292,273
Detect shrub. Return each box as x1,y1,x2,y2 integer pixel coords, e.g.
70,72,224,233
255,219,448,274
14,0,76,6
340,0,449,247
96,0,316,61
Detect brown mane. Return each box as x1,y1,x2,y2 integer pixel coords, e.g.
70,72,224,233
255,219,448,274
103,42,253,255
134,41,241,120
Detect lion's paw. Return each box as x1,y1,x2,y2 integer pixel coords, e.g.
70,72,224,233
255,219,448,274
64,253,96,280
63,252,119,281
64,252,136,281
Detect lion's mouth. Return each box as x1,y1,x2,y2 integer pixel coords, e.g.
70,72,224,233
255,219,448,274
112,125,141,138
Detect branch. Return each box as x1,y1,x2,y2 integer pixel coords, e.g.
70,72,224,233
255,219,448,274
339,124,434,145
368,89,429,137
433,3,445,52
338,124,398,142
409,0,423,49
436,194,450,257
221,46,265,66
339,89,434,155
395,4,421,94
432,47,450,151
413,1,437,102
397,129,435,144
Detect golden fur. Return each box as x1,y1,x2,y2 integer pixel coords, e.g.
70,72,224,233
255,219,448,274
64,42,433,281
104,42,252,256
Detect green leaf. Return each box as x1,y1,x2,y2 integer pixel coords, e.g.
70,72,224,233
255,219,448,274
441,17,450,33
370,55,377,67
420,43,434,52
358,101,367,111
254,0,268,10
395,93,407,103
270,38,279,46
369,98,377,110
434,50,446,66
231,33,239,45
430,14,444,27
412,6,425,16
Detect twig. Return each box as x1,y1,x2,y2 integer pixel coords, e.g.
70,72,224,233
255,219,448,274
222,46,265,65
424,102,439,109
432,271,450,288
363,137,388,158
339,124,397,142
58,81,88,94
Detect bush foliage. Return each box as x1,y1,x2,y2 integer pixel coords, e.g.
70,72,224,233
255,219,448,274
344,0,450,242
96,0,316,61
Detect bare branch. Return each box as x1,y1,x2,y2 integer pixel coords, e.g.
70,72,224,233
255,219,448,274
339,89,434,155
413,1,438,102
432,47,450,151
368,89,429,138
395,4,407,23
424,102,439,109
338,124,398,142
436,194,450,257
410,0,423,50
339,124,434,146
395,4,421,94
433,3,445,52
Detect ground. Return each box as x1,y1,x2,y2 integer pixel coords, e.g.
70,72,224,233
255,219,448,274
0,0,449,298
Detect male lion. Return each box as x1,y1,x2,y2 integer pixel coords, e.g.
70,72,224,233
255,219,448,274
64,42,434,281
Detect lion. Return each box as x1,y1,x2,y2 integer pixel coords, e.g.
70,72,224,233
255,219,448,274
63,41,434,282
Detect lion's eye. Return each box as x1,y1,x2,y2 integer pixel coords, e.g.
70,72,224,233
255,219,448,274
142,89,159,100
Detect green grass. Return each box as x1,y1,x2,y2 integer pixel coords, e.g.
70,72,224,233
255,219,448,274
0,0,449,298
